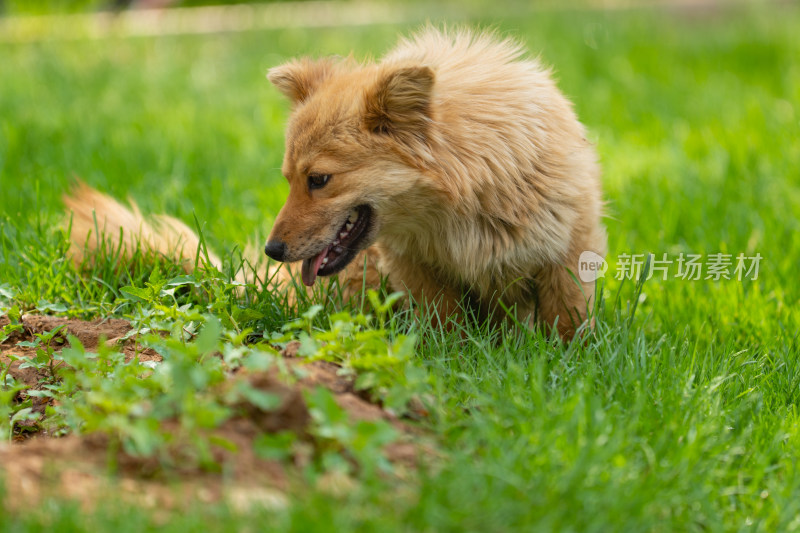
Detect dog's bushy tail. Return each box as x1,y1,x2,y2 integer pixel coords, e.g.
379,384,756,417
62,180,249,279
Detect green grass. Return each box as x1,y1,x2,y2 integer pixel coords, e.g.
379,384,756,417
2,2,800,531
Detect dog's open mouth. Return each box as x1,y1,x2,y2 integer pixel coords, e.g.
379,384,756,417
301,205,372,287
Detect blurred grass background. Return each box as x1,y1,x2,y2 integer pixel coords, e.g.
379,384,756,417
2,0,291,15
2,2,798,337
2,1,800,529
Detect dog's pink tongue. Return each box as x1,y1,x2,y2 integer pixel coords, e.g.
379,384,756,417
301,246,331,287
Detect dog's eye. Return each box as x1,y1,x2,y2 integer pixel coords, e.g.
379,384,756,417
308,174,331,191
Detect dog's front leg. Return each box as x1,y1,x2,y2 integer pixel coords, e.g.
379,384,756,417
379,251,463,328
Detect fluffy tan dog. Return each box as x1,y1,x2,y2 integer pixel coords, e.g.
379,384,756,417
65,28,606,340
263,28,606,338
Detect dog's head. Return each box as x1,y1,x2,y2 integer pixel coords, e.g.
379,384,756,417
264,57,437,286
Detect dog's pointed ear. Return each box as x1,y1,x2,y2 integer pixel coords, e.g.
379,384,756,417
364,65,434,141
267,58,337,104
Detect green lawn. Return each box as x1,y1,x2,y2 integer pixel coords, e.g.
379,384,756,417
2,2,800,531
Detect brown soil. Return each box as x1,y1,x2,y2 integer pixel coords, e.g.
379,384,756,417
0,314,161,388
0,315,427,511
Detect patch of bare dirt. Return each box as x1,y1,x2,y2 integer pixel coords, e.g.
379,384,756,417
1,314,161,389
0,315,428,511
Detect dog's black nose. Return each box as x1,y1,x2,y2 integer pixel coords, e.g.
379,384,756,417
264,240,288,262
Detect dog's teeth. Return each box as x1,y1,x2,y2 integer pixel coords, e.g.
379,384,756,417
322,257,328,265
340,232,347,239
348,210,358,223
346,223,353,231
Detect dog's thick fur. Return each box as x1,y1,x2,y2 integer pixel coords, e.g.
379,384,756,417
65,28,606,340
